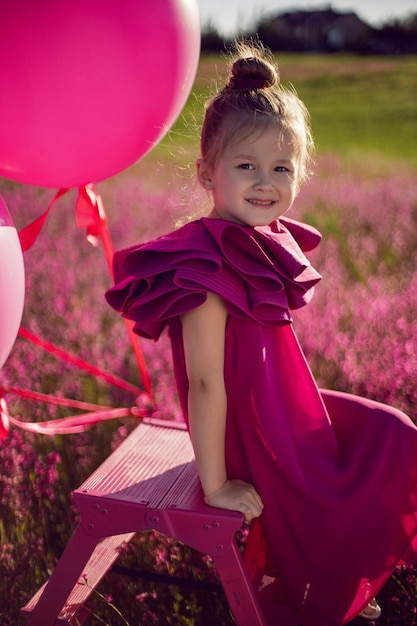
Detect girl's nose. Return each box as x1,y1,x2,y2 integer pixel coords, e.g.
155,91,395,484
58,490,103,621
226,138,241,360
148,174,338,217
254,171,273,190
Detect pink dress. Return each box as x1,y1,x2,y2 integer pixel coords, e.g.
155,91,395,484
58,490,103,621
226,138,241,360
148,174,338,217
106,217,417,625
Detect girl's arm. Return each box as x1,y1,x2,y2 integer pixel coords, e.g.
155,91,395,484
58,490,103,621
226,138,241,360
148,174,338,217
182,291,263,522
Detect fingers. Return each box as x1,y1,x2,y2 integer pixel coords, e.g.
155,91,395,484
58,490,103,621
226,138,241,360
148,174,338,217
233,481,263,522
239,480,264,513
204,478,264,522
241,500,262,523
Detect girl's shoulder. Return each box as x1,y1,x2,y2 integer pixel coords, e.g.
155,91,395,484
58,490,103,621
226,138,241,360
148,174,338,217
112,219,217,284
106,217,322,340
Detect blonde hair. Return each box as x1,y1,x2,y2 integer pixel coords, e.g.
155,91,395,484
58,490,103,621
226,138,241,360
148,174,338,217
200,41,314,185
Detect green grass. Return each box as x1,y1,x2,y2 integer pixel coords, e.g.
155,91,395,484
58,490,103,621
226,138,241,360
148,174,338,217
148,53,417,171
293,58,417,163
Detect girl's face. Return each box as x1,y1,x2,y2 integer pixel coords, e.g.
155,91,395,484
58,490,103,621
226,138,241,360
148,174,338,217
197,126,299,227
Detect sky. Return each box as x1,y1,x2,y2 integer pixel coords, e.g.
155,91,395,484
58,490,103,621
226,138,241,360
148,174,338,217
196,0,416,36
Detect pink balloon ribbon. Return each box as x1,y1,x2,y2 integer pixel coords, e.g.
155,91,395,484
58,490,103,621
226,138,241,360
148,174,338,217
18,327,143,397
5,187,155,440
17,186,152,396
18,188,70,251
0,394,148,439
18,186,101,252
0,327,155,438
0,385,116,412
74,185,152,393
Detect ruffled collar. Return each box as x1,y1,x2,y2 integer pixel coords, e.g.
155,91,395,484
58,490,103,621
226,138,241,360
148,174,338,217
106,216,322,339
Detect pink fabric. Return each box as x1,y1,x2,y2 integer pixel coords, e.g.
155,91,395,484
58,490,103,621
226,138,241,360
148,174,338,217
106,217,322,338
106,217,417,625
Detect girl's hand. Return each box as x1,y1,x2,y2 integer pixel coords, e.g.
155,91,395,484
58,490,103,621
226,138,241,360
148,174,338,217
204,479,264,523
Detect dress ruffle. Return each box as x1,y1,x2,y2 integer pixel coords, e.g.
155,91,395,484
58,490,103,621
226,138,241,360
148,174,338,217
106,216,322,339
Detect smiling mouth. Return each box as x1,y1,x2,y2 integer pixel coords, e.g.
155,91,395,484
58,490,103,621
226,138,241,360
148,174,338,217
247,199,276,206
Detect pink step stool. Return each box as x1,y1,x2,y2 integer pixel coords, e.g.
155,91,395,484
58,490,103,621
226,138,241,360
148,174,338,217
21,418,266,625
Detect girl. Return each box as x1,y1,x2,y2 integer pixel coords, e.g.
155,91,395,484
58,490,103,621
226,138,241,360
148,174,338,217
106,42,417,625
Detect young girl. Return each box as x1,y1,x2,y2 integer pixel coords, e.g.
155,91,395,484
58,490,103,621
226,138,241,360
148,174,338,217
106,43,417,625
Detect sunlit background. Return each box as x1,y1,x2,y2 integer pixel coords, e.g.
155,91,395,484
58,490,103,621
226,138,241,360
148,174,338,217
197,0,416,36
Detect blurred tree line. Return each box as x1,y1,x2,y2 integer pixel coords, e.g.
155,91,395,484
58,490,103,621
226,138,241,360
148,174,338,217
201,9,417,55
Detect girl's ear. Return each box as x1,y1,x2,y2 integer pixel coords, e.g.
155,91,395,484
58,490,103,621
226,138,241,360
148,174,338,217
196,158,214,190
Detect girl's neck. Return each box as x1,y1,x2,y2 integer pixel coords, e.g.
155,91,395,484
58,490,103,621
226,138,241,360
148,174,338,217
206,208,251,227
207,208,222,220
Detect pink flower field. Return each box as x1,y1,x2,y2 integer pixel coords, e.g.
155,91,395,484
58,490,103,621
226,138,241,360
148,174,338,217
0,155,416,624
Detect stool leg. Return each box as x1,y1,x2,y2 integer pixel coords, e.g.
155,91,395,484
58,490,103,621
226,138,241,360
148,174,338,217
25,524,99,626
213,541,266,626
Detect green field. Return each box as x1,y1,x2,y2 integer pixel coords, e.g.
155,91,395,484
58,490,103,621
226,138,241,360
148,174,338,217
148,53,417,172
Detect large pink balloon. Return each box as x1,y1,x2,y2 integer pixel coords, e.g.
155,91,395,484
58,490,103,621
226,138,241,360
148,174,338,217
0,0,200,188
0,197,25,369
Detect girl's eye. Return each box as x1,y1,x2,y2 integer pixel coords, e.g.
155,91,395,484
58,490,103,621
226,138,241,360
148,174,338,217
237,163,254,170
275,166,289,172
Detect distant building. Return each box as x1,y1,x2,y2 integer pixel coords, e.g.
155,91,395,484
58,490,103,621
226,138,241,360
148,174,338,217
257,9,374,52
200,5,417,55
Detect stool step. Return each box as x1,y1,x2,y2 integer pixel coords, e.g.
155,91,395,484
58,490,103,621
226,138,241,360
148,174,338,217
75,419,200,514
21,533,134,625
77,419,193,500
21,422,266,626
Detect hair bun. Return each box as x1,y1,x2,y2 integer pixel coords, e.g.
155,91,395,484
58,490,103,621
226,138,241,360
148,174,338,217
227,56,277,91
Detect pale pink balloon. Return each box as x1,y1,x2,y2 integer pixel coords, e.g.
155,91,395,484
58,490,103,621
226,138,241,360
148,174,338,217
0,197,25,369
0,0,200,188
